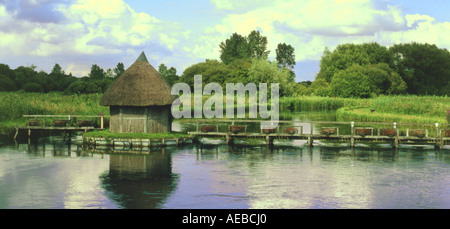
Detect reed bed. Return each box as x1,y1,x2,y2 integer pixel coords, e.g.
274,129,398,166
0,92,109,133
279,96,371,111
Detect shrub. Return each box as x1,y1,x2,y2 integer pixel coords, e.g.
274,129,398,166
22,82,44,93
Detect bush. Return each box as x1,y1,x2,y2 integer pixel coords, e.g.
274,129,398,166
65,80,102,94
330,64,392,98
0,74,17,91
22,82,44,92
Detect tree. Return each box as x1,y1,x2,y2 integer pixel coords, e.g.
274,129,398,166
88,64,105,79
248,30,270,59
275,43,296,69
316,43,393,83
0,74,16,91
219,30,271,65
50,63,64,77
389,42,450,95
158,63,179,86
22,82,44,93
307,78,330,96
329,64,393,98
179,59,231,89
219,33,250,64
248,59,296,96
113,62,125,79
65,79,102,94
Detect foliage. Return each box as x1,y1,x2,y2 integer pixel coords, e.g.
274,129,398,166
219,33,250,65
281,94,449,123
389,42,450,95
276,43,296,69
247,30,270,59
64,79,103,94
113,62,125,79
219,30,271,65
0,74,17,91
178,59,232,89
280,95,370,111
248,59,296,96
158,63,180,86
315,42,449,97
316,42,394,83
22,82,44,93
330,64,388,98
0,92,109,128
88,64,105,80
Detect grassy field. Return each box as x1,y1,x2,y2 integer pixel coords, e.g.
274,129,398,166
281,95,449,124
1,92,448,134
0,92,109,134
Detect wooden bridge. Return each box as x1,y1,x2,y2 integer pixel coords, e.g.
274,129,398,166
14,114,106,140
187,119,450,149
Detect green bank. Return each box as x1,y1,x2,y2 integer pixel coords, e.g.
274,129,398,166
1,92,449,135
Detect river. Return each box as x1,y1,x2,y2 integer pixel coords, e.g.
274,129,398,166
0,111,449,209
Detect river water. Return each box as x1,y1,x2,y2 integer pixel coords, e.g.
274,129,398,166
0,112,449,209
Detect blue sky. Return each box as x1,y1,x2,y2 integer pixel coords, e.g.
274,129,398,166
0,0,449,82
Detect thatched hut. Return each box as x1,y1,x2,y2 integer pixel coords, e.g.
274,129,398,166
100,51,173,133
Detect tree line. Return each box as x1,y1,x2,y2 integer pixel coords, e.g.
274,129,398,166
304,42,450,97
0,62,125,94
1,29,448,98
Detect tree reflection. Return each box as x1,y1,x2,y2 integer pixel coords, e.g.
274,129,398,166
99,147,179,209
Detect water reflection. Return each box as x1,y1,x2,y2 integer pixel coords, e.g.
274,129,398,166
1,135,449,209
99,147,179,209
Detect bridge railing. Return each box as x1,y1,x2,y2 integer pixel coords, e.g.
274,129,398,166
182,119,449,138
23,114,107,129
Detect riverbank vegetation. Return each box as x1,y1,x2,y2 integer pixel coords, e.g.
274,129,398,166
1,92,448,135
1,30,449,134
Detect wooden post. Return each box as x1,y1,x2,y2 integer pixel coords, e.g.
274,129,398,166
266,135,273,146
144,108,148,133
14,127,19,140
307,136,313,147
119,108,123,133
350,122,355,148
100,116,104,129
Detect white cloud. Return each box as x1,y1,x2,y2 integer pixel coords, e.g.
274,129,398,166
202,0,450,63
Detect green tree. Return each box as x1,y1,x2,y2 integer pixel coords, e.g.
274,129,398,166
0,64,15,82
307,78,330,96
22,82,44,93
275,43,296,69
219,33,250,65
50,63,64,77
390,42,450,95
65,79,102,94
113,62,125,79
248,59,296,96
329,64,392,98
179,59,231,89
158,63,179,87
316,43,393,83
0,74,17,91
88,64,105,79
248,30,270,59
14,65,38,90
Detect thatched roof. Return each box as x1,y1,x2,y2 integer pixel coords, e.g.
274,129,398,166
100,51,174,107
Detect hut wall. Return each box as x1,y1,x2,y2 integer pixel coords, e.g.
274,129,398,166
109,106,172,133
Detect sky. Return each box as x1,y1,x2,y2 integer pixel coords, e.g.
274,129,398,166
0,0,449,82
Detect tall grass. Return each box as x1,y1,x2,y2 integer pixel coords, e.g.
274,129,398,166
369,95,449,117
1,92,448,133
279,96,371,111
0,92,109,133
